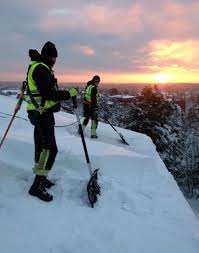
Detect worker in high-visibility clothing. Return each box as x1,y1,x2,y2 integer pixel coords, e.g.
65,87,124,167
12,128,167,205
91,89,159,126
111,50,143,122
81,75,101,138
26,41,77,202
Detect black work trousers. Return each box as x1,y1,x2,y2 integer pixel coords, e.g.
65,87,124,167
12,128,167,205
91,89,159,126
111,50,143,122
82,103,98,128
28,111,58,175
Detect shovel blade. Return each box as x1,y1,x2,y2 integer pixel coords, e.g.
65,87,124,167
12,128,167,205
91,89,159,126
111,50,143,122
87,169,101,208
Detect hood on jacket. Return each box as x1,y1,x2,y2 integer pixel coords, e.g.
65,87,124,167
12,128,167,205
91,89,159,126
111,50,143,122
29,49,42,62
29,49,55,68
86,80,93,86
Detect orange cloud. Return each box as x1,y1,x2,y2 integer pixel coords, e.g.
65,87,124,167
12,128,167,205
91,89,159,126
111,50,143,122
39,4,143,35
140,39,199,83
145,40,199,69
85,4,143,35
73,45,96,56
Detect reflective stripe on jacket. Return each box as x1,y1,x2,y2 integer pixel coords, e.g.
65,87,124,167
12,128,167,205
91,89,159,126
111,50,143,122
26,61,58,111
84,84,95,103
84,84,100,105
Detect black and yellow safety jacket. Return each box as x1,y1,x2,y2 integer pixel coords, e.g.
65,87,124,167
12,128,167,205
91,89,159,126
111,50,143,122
84,81,99,108
26,49,70,114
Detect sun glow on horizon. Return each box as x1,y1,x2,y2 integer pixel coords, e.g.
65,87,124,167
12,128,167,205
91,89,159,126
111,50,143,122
154,73,171,84
0,70,199,84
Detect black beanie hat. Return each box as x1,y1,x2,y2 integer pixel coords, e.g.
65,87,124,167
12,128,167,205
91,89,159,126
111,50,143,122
41,41,58,58
92,75,100,82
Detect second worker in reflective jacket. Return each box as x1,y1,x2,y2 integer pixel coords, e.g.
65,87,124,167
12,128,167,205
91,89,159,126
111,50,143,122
81,75,101,138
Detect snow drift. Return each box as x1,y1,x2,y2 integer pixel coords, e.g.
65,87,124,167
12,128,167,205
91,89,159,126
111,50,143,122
0,95,198,253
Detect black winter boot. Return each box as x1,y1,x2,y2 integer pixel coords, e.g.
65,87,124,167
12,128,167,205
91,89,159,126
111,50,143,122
43,178,55,189
29,175,53,202
91,134,98,139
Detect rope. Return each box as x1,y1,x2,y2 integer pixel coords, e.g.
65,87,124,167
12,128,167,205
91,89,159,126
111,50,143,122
0,112,28,121
0,111,78,128
55,121,78,128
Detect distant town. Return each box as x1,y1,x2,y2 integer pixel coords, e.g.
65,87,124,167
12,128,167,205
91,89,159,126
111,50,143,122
2,81,198,112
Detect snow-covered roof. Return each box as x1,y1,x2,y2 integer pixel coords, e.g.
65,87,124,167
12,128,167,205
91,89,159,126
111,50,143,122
0,94,198,253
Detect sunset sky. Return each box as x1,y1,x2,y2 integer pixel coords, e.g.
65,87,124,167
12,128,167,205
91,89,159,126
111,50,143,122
0,0,199,84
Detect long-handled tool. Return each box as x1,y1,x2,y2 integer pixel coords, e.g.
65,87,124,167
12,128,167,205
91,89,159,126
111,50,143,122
72,97,100,208
0,81,27,149
104,116,129,145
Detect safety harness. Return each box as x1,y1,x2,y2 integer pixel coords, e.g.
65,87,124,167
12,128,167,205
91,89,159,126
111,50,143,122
25,61,58,113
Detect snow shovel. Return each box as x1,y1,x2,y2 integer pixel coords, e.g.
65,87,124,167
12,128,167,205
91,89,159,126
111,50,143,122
104,116,129,145
72,97,101,208
0,81,27,149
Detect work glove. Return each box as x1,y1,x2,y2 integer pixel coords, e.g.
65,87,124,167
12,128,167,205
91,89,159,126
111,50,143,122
69,87,78,97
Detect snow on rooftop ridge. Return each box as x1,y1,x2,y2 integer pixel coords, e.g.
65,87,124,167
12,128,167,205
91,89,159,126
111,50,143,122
0,94,198,253
109,94,135,99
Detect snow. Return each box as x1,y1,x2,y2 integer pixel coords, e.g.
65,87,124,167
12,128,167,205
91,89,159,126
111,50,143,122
0,88,19,95
109,95,135,99
0,94,198,253
1,88,19,93
188,199,199,219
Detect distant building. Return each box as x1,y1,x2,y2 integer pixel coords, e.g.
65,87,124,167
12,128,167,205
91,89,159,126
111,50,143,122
109,94,135,105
